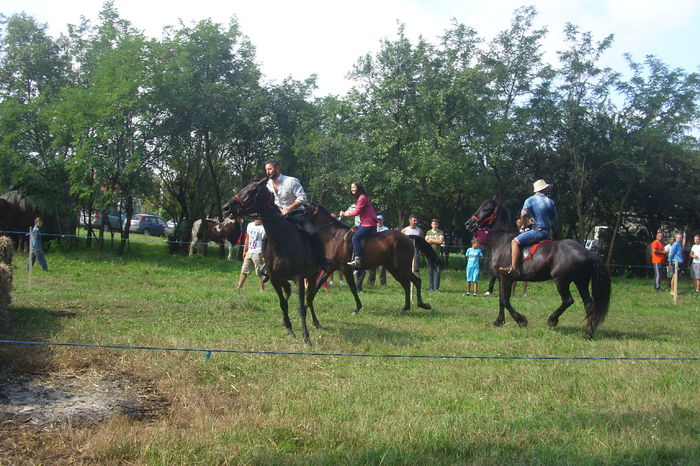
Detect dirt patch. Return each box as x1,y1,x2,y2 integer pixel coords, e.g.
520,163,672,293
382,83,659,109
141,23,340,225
0,369,169,429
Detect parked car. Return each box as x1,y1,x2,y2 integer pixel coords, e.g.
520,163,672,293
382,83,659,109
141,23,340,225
165,219,176,235
127,214,168,236
79,210,128,232
102,212,126,232
78,210,103,228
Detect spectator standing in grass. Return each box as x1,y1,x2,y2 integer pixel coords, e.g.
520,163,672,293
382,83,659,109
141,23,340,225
236,219,266,291
650,231,667,292
690,234,700,294
401,215,423,276
465,238,483,296
26,217,48,272
425,218,445,291
368,215,389,286
664,235,675,288
668,233,684,296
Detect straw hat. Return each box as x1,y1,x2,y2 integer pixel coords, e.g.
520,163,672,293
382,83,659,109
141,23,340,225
533,179,551,193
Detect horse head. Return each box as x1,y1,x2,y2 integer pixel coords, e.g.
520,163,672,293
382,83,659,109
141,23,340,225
465,196,503,232
222,176,274,217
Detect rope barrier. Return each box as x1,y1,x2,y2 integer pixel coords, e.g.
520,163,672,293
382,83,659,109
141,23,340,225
1,340,697,361
0,229,227,247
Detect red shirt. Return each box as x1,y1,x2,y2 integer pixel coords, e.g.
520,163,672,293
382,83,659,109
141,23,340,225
345,194,378,227
651,239,666,264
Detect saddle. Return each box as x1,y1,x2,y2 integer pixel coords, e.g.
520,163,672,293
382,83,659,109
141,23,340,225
521,240,553,261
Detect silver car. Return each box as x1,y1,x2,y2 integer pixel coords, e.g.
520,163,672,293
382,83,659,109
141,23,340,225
127,214,167,236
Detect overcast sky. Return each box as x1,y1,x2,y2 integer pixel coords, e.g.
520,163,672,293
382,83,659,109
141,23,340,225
1,0,699,96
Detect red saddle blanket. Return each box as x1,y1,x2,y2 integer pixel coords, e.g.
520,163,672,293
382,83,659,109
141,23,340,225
523,240,553,261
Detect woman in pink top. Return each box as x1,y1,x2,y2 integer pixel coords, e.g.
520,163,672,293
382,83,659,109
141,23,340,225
339,181,378,269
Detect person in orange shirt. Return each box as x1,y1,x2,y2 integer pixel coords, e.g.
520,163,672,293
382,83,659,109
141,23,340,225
651,231,667,291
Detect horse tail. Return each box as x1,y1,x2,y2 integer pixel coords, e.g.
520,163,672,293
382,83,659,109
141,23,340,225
409,235,441,273
589,253,611,336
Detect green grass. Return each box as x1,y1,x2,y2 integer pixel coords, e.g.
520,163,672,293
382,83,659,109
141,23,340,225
2,237,699,464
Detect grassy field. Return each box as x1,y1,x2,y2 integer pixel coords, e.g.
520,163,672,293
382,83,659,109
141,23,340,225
1,237,699,464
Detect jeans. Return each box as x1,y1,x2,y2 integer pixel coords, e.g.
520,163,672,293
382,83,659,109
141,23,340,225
351,226,375,259
428,266,441,290
653,263,664,290
27,249,49,271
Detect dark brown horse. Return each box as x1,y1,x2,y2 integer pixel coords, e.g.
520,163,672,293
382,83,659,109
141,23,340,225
304,203,440,314
0,191,36,251
465,197,611,339
222,177,322,347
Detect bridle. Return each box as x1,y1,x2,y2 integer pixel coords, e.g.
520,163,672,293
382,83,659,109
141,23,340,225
231,183,275,216
472,203,500,229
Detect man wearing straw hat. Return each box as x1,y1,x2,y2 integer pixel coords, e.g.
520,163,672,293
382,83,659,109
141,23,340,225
500,179,557,276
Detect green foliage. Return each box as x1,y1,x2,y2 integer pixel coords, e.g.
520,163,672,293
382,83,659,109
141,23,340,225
0,4,698,265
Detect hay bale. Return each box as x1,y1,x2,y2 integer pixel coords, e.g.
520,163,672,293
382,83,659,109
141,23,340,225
0,235,13,265
0,262,11,315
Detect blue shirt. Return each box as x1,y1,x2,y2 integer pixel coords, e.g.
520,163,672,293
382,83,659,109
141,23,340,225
465,247,483,268
522,193,557,230
30,226,43,251
668,241,683,264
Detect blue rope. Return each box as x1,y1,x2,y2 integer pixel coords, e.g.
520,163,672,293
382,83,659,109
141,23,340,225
1,340,697,361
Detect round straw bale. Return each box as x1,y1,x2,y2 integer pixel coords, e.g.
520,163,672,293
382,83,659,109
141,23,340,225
0,235,13,265
0,262,12,312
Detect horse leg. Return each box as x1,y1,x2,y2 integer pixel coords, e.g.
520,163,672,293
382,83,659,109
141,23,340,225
547,278,575,328
305,276,323,330
573,278,596,339
498,276,528,327
385,265,412,313
409,273,431,310
296,278,311,347
282,281,292,301
343,267,363,315
272,280,295,339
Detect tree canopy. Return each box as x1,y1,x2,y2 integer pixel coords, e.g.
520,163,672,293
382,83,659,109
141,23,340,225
1,3,698,262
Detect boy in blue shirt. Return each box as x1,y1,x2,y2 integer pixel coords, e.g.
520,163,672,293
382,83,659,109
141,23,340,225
26,217,49,272
465,239,483,296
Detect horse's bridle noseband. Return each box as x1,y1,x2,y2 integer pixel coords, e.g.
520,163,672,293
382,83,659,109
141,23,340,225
472,204,500,229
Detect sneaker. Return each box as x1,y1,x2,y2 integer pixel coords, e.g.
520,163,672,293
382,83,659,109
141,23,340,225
473,292,477,297
523,293,527,298
329,280,334,285
484,291,492,296
347,258,362,269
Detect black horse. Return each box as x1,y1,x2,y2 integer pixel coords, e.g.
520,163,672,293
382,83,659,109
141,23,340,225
222,177,322,347
303,203,440,314
465,197,611,339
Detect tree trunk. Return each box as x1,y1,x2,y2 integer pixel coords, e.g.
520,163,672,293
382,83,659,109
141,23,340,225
606,186,631,266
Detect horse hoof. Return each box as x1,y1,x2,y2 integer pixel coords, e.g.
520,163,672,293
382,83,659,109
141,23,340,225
314,323,323,330
584,329,595,340
352,309,360,315
303,341,312,349
518,319,528,328
493,320,504,327
418,303,431,310
547,318,558,328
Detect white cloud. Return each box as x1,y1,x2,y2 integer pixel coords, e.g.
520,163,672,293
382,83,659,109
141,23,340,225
1,0,698,95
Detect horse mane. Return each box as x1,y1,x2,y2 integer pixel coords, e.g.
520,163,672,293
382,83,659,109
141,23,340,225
305,203,349,229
